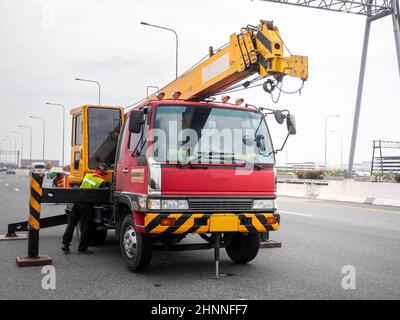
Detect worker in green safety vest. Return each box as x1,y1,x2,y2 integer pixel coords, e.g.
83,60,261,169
61,163,108,254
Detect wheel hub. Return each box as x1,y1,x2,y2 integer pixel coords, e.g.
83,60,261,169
123,226,137,258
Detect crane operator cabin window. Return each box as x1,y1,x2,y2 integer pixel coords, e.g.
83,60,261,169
87,107,122,169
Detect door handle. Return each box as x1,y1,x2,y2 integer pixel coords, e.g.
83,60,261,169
122,168,129,173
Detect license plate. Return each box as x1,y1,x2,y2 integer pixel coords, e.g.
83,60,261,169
209,214,239,232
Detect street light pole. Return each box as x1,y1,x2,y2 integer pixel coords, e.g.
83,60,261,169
324,115,340,172
75,78,101,106
0,140,10,164
331,130,343,171
19,125,32,162
7,136,17,166
46,102,65,166
12,131,23,167
141,22,179,79
30,116,46,161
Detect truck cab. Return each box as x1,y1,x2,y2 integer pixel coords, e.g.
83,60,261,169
112,99,283,270
69,105,124,186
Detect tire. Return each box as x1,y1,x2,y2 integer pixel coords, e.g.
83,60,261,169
76,221,107,245
225,233,260,264
115,220,122,241
120,214,153,271
92,228,107,245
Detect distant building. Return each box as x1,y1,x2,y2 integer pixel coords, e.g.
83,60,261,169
372,156,400,173
353,161,371,172
276,162,319,171
20,159,60,168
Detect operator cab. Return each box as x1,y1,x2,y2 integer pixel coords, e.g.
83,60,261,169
69,105,124,186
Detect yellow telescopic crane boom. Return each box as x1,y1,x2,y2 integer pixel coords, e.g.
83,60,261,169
145,20,308,103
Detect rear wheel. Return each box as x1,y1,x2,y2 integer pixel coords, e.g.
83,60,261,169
225,233,260,264
76,222,107,245
91,228,107,245
120,214,153,271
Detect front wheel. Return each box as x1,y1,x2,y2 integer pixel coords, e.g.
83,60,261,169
225,233,260,264
120,215,153,271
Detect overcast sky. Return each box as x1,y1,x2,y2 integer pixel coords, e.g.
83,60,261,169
0,0,399,167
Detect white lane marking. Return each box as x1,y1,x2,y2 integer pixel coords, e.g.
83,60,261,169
280,210,313,217
4,183,9,186
14,188,20,192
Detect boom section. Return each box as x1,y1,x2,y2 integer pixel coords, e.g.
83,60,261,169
146,20,308,102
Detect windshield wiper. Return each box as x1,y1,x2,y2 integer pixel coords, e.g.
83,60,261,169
175,160,209,169
194,151,228,162
230,156,263,170
195,152,263,170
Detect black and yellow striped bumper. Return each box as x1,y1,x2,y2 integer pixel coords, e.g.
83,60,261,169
144,212,280,235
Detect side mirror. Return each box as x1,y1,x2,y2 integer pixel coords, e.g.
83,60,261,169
286,114,297,135
255,134,266,152
274,110,286,124
129,110,144,134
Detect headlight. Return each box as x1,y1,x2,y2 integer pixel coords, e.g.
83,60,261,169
253,199,275,210
162,199,189,210
147,199,161,210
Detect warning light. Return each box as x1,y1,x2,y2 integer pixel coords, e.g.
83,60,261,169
235,98,244,105
221,96,230,103
266,216,277,225
156,92,165,100
160,218,176,226
172,91,181,99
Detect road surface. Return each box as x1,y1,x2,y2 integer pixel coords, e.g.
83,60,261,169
0,172,399,299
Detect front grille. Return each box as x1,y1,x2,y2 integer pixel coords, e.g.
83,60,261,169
188,198,253,211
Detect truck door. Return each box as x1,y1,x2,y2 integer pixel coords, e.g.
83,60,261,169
115,108,150,194
115,118,130,191
70,112,83,185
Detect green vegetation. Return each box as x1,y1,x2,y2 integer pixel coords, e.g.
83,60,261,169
296,170,324,180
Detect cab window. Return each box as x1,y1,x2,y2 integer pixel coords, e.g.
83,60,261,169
117,118,129,163
87,107,122,169
128,107,151,156
74,113,82,146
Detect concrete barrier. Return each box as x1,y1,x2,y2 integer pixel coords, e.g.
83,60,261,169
277,179,400,207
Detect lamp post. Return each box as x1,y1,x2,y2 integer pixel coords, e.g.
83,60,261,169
331,130,343,171
0,140,10,164
324,114,340,172
30,116,46,161
46,102,65,166
75,78,101,106
19,125,32,162
12,131,23,167
7,136,17,166
141,22,179,79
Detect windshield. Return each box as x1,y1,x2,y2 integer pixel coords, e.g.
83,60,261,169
152,105,275,165
34,165,45,169
87,107,122,169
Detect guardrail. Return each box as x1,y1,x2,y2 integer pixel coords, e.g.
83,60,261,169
277,178,400,207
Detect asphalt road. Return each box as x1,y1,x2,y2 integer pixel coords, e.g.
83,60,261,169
0,171,399,300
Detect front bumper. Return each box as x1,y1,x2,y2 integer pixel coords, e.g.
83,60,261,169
144,212,280,235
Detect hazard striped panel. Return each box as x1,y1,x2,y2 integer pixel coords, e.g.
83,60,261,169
29,173,44,230
144,212,279,235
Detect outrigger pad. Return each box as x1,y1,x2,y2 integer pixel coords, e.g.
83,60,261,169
260,240,282,248
16,255,52,267
0,233,28,241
